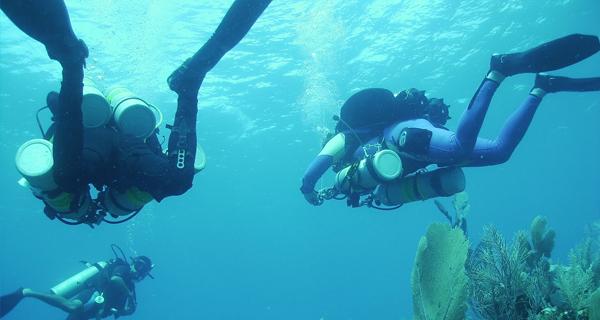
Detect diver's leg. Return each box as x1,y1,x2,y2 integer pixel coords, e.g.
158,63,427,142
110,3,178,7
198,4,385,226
489,34,600,78
464,94,542,167
165,93,198,195
22,289,83,313
162,0,272,197
0,287,26,318
52,63,86,192
1,0,88,191
168,0,272,94
453,78,500,156
532,74,600,97
0,0,88,66
465,74,600,167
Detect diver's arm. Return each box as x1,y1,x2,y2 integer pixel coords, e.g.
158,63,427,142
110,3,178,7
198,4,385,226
300,155,334,195
109,276,136,315
300,133,346,199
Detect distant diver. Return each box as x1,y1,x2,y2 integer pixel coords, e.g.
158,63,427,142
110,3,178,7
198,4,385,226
0,244,152,319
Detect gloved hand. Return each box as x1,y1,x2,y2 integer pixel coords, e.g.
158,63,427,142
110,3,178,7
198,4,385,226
303,190,323,206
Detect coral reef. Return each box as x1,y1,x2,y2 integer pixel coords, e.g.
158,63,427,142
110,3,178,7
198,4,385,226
411,222,469,320
418,198,599,320
465,218,600,320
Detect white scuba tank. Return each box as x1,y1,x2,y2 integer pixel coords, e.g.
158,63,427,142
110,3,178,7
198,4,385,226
15,139,91,219
375,166,466,206
50,261,108,299
334,149,403,192
105,86,162,140
82,78,112,129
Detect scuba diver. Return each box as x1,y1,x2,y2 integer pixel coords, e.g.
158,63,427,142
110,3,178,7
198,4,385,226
301,34,600,209
2,0,272,227
0,245,153,319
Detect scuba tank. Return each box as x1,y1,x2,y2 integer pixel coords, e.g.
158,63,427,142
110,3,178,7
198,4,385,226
82,78,112,129
334,149,403,192
15,139,91,219
375,166,466,206
101,142,207,217
105,86,162,140
103,186,153,217
50,261,108,299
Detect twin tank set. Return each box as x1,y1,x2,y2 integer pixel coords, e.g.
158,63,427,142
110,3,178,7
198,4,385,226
14,79,204,221
333,149,466,206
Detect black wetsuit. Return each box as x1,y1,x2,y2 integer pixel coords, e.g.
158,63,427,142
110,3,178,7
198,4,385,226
66,259,135,320
2,0,272,202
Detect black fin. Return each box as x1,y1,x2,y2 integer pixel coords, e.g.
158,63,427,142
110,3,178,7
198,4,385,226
491,34,600,76
535,73,600,93
0,288,25,318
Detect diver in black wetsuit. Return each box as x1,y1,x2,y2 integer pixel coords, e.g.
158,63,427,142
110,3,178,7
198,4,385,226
1,0,272,225
0,245,153,319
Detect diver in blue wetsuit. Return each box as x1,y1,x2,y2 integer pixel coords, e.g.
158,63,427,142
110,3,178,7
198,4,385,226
1,0,272,225
301,34,600,207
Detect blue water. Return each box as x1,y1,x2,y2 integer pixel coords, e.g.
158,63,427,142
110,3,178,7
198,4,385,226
1,0,599,319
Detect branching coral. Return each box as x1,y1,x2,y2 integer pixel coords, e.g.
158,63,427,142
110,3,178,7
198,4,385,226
551,221,600,316
467,225,532,320
553,263,594,313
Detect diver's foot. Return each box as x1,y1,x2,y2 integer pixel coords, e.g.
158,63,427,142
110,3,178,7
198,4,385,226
20,288,30,297
534,73,600,93
489,53,520,77
167,58,203,96
489,34,600,77
47,38,89,68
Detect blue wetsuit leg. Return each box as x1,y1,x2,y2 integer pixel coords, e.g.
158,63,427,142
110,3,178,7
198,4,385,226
454,78,500,156
465,93,542,166
385,79,501,165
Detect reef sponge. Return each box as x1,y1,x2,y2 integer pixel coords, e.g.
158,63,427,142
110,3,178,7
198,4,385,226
530,215,556,258
411,222,469,320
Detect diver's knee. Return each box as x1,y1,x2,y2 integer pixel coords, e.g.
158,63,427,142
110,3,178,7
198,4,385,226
64,299,83,313
486,152,512,166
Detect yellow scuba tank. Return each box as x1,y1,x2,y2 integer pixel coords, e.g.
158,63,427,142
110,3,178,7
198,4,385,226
50,261,108,299
101,142,207,216
15,139,91,219
103,186,153,216
375,166,466,206
334,150,403,193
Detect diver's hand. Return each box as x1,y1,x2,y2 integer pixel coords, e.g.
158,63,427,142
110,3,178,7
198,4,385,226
117,295,137,316
118,303,136,316
303,190,323,206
